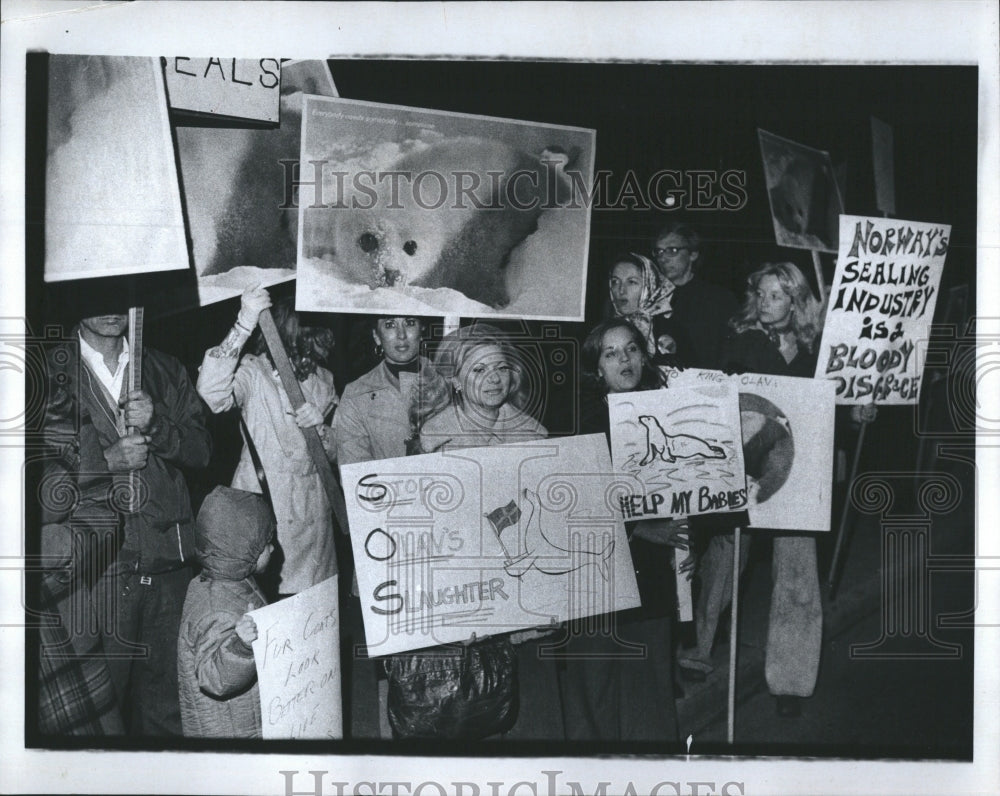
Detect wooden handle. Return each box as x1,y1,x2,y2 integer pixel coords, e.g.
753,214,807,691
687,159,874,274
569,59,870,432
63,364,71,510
259,310,346,571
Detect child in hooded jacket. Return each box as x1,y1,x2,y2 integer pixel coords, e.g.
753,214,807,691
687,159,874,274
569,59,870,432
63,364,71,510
177,486,275,739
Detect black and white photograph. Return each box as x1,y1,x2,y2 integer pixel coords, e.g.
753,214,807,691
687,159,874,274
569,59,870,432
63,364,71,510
295,97,595,319
2,2,998,795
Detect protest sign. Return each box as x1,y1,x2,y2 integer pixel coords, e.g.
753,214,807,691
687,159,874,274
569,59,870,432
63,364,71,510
758,128,843,253
165,57,281,122
295,96,595,320
44,55,188,282
249,576,342,739
167,59,338,308
339,435,640,657
607,384,747,520
666,369,836,531
815,214,949,404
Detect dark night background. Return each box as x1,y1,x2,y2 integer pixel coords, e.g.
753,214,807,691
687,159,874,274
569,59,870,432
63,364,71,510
24,58,978,757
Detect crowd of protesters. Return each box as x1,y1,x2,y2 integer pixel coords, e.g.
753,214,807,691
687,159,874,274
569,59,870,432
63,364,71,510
35,220,871,743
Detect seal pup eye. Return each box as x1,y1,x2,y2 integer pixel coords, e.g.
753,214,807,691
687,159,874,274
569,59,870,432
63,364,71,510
403,240,418,256
358,232,379,253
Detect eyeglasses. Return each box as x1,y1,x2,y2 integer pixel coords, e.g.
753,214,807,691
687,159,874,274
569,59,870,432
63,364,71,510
652,246,690,258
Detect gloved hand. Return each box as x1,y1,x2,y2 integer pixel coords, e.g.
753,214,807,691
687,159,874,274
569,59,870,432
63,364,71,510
237,284,272,331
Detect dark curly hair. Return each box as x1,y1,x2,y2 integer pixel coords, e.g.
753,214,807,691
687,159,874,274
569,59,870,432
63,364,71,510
249,297,334,381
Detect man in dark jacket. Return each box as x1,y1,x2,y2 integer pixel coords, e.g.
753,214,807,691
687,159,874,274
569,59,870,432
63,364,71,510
651,222,739,370
46,302,211,736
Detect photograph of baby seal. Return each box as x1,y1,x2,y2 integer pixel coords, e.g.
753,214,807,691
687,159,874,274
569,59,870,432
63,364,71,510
296,98,595,319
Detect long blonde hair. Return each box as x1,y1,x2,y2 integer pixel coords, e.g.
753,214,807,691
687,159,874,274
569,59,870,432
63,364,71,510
729,262,822,352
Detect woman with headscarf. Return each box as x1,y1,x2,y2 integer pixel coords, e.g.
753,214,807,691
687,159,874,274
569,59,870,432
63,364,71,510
606,252,692,364
380,324,551,740
417,323,547,453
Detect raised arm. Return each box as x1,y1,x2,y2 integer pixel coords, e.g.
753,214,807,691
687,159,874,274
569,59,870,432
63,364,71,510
197,285,272,413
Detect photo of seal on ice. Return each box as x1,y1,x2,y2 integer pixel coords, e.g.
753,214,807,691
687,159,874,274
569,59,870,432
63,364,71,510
295,97,595,319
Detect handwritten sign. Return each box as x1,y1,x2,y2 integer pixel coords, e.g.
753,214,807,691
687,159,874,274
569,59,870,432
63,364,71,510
45,55,188,282
248,576,342,739
815,215,949,404
668,369,836,532
607,384,747,520
165,57,281,122
339,435,640,656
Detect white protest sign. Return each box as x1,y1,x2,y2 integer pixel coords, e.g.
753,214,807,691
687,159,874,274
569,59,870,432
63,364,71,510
339,435,640,657
249,576,342,739
815,215,949,404
166,59,339,310
165,57,281,122
667,368,836,532
607,384,747,520
44,55,188,282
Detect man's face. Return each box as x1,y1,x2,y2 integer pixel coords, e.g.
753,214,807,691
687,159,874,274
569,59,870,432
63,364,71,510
79,314,128,339
652,232,698,285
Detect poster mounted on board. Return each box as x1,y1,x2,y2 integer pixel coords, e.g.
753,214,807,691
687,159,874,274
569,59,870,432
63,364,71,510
758,128,844,254
666,368,836,532
339,435,640,657
165,57,282,123
44,55,189,282
814,214,949,405
170,59,339,308
607,384,748,520
295,96,595,320
871,116,896,216
248,576,342,740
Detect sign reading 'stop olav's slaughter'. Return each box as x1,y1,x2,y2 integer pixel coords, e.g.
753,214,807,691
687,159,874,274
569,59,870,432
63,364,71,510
339,435,640,657
815,215,949,405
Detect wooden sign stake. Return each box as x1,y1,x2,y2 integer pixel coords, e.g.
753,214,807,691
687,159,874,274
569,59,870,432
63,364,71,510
127,306,144,513
727,526,742,745
258,309,345,572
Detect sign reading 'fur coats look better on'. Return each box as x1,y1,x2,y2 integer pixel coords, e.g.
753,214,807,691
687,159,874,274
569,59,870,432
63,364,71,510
339,435,639,657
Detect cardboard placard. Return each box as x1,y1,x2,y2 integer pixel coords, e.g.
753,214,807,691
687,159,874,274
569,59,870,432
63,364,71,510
165,57,281,122
758,128,844,254
668,368,837,532
814,215,949,404
339,435,640,657
249,576,342,739
167,59,338,308
295,96,596,320
607,384,748,520
44,55,188,282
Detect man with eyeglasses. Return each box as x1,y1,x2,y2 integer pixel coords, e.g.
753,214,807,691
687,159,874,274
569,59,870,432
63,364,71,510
651,222,738,370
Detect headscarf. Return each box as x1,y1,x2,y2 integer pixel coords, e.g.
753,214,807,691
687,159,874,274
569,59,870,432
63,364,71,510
608,253,675,355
